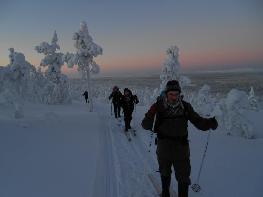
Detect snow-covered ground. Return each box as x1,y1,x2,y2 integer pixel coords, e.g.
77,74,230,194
1,101,262,197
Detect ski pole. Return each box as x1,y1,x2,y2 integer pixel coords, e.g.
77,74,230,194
148,113,157,152
191,130,212,192
133,104,137,129
110,103,113,116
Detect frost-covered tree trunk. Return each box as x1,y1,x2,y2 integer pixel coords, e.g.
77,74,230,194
86,69,93,111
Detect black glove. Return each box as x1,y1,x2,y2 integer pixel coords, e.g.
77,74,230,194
209,117,218,130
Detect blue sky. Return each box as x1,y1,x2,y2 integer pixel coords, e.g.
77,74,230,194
0,0,262,77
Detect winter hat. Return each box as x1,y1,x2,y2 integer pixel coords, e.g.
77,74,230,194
113,86,119,91
165,80,181,93
124,88,132,94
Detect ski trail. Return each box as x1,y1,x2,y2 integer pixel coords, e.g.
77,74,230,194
131,109,179,194
95,103,164,196
92,111,118,197
106,113,158,196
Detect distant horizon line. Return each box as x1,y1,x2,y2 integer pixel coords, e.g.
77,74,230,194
1,64,262,79
83,67,263,79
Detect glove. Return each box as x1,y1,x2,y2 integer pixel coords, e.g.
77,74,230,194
209,117,218,130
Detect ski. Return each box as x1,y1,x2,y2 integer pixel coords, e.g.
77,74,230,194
130,128,136,136
117,118,122,127
148,173,177,197
124,130,132,141
112,117,122,127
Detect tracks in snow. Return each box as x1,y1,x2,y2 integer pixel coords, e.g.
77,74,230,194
107,115,159,197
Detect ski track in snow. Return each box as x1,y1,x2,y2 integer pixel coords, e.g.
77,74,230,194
91,110,118,197
98,104,159,197
98,103,202,197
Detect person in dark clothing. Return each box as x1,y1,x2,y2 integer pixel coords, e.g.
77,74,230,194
141,80,218,197
82,90,89,103
121,88,139,131
109,86,123,118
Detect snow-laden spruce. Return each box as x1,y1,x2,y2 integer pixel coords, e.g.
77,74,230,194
64,21,103,111
7,48,35,100
191,84,217,117
35,31,71,104
213,89,254,139
0,48,40,118
160,45,191,92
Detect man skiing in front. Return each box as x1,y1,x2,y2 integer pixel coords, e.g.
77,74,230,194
121,88,139,131
141,80,218,197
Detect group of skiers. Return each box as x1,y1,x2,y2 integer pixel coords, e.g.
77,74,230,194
82,86,139,133
109,86,139,131
83,80,218,197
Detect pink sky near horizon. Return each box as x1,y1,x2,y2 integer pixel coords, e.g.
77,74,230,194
59,48,263,77
1,44,262,77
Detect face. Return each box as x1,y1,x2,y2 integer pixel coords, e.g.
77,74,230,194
167,91,180,104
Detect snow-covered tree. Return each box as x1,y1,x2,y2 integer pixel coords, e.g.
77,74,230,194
64,21,103,111
0,48,40,117
213,89,254,139
8,48,34,97
248,86,258,111
160,45,191,92
192,84,217,116
35,31,71,104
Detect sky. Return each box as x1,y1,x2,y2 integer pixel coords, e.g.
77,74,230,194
0,0,262,77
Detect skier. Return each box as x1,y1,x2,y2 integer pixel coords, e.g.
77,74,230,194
141,80,218,197
82,90,89,103
121,88,139,131
109,86,123,119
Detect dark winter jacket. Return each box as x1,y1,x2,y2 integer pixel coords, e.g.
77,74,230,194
121,94,139,113
109,90,123,105
141,96,216,139
142,95,218,175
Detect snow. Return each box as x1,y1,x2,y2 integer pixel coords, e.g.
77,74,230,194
0,102,103,197
1,100,263,197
